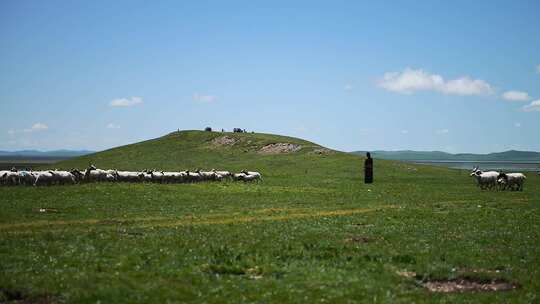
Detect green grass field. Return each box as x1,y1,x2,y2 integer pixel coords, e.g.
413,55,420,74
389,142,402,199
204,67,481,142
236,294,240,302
1,130,539,303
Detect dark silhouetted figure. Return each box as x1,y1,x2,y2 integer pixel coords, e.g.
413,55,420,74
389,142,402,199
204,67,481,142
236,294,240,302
364,152,373,184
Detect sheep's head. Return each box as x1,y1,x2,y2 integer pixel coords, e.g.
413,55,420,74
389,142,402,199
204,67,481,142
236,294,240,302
497,173,508,180
470,170,483,177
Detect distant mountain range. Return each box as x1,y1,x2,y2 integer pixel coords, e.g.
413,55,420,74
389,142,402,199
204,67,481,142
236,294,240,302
0,150,94,158
351,150,540,161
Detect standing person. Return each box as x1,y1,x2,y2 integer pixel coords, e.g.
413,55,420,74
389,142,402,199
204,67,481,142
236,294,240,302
364,152,373,184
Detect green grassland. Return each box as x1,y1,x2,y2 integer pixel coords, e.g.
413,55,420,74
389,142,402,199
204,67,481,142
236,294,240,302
1,130,539,303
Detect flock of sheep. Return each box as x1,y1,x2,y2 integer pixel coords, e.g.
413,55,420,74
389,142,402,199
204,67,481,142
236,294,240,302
0,165,262,186
470,166,526,191
0,164,531,191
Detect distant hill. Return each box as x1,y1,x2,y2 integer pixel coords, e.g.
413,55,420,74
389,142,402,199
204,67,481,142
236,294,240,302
51,130,332,171
351,150,540,161
0,150,94,158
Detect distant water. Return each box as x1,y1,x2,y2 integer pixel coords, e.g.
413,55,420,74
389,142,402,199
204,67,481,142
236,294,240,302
408,160,540,172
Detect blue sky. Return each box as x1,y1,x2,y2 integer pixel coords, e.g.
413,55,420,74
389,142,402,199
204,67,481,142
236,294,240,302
1,0,539,153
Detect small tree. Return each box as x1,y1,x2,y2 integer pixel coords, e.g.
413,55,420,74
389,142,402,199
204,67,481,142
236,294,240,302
204,127,212,132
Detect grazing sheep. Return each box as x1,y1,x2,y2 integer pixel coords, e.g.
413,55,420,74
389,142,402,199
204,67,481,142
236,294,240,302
497,173,526,191
232,172,261,182
186,171,202,183
241,170,262,181
0,171,9,185
34,171,56,186
18,171,37,186
149,170,166,183
162,172,186,183
212,169,232,179
232,172,247,181
197,170,219,181
242,174,261,183
1,171,20,186
51,171,76,185
84,165,110,182
137,171,153,183
115,171,141,183
2,163,261,187
470,167,499,190
70,169,86,183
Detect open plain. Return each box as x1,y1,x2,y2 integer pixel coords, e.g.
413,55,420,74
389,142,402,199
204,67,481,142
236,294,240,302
1,131,539,303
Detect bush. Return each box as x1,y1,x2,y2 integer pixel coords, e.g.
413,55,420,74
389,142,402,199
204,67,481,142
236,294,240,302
204,127,212,132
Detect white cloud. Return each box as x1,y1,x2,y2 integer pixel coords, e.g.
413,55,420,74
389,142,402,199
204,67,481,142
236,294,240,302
502,90,530,101
344,84,354,91
7,123,49,135
536,64,540,74
110,97,143,107
401,130,409,134
29,123,48,131
437,129,449,134
106,123,120,129
522,99,540,112
193,93,217,103
441,77,494,96
378,68,494,96
514,122,521,128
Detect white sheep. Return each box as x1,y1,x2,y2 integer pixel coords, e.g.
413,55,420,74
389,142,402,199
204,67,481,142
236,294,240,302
185,171,202,183
33,171,56,186
84,165,110,182
233,172,261,182
70,169,86,183
149,170,165,183
497,173,526,191
212,169,232,179
137,171,153,182
242,174,261,183
115,171,141,183
241,170,262,181
232,172,247,181
2,171,20,186
0,170,10,185
50,170,76,185
197,170,219,181
470,168,499,190
17,171,37,186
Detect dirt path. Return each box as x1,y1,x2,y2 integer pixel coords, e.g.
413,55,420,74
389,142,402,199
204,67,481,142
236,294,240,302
0,206,396,234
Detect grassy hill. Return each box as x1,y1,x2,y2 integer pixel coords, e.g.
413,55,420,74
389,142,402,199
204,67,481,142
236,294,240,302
55,130,330,171
53,130,354,188
352,150,540,161
1,130,539,303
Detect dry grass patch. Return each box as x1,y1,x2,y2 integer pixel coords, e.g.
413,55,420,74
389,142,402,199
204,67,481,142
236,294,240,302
211,136,238,147
396,271,519,293
422,277,518,293
344,235,376,244
258,143,302,154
